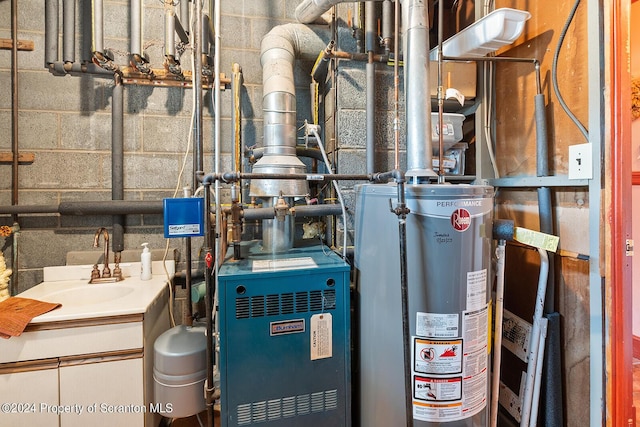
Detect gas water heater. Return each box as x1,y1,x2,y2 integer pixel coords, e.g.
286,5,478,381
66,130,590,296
218,243,351,427
355,183,494,427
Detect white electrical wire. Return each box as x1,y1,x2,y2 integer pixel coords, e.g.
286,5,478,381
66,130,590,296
311,128,348,260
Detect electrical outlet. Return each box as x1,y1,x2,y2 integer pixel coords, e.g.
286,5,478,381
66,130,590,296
568,143,593,180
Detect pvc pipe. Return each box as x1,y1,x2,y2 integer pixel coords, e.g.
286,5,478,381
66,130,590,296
45,0,59,66
63,0,75,64
490,240,507,427
519,248,549,427
529,317,549,427
365,2,376,174
112,76,125,253
91,0,104,54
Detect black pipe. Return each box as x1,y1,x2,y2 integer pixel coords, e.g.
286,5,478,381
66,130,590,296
201,171,376,185
60,200,163,215
203,180,216,427
239,203,344,221
390,176,413,427
112,75,125,253
11,0,19,222
0,200,163,216
293,204,343,217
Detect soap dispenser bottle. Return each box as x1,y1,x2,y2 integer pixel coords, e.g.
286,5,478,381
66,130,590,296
140,243,152,280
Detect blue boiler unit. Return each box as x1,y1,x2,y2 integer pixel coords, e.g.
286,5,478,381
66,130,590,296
218,243,351,427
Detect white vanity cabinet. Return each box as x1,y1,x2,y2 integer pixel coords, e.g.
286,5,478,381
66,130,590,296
59,357,144,427
0,265,172,427
0,363,59,427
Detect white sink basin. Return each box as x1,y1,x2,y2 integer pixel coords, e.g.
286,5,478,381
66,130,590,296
17,260,175,323
39,283,136,306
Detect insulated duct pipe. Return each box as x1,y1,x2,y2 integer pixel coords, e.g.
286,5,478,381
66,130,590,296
63,0,75,66
130,0,151,75
193,0,204,189
91,0,104,55
401,0,435,181
130,0,142,60
0,201,164,215
296,0,385,24
45,0,59,67
91,0,118,73
250,23,330,199
365,2,376,174
112,75,125,253
382,0,393,53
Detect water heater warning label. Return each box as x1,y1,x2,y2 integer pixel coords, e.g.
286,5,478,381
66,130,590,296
414,375,462,402
310,313,332,360
414,338,463,374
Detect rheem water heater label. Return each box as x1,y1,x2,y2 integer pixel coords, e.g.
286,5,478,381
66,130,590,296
416,312,459,338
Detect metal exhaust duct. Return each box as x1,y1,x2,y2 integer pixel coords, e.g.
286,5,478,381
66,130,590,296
251,24,329,252
296,0,385,24
401,0,436,181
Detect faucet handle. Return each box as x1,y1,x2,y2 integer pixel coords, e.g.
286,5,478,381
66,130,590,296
101,264,111,278
90,264,101,281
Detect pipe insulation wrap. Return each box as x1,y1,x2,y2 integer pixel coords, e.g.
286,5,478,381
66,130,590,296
295,0,340,23
296,0,386,24
535,94,548,177
112,80,125,253
130,0,142,56
63,0,75,63
45,0,59,66
91,0,104,54
164,9,176,58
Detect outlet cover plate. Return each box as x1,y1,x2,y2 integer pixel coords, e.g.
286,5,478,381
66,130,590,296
568,143,593,180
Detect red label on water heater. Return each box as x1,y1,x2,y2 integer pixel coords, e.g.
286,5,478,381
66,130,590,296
451,208,471,232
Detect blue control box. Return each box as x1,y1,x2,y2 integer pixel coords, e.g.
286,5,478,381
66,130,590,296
163,197,204,238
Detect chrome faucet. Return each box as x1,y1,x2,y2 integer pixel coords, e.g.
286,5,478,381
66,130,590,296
93,227,111,278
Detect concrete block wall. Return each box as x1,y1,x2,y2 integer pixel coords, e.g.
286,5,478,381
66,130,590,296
0,1,397,322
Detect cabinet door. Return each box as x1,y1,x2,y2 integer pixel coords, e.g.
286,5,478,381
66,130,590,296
0,367,60,427
59,357,144,427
